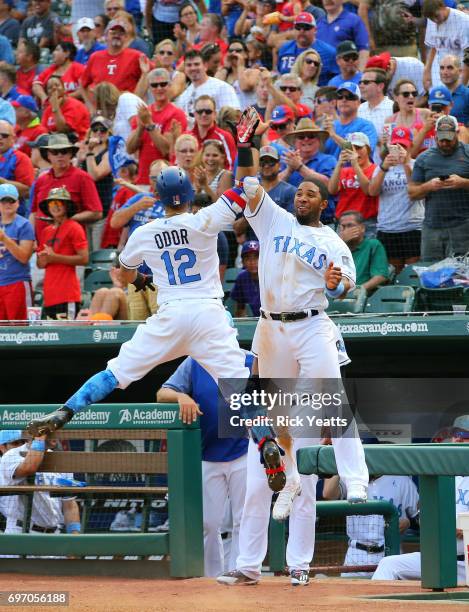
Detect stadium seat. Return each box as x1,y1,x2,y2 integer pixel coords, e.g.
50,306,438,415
224,297,236,316
89,249,119,269
415,286,467,312
327,286,367,315
365,285,415,313
395,265,421,288
222,267,239,296
84,269,114,293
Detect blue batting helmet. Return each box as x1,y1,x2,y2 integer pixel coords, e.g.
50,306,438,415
156,167,195,207
0,430,24,445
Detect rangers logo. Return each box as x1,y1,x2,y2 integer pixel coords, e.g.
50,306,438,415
173,195,181,205
396,128,405,138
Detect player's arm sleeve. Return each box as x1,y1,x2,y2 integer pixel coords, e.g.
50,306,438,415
195,193,243,234
161,357,193,396
1,454,24,483
244,189,285,242
217,232,229,266
118,226,144,270
334,241,356,289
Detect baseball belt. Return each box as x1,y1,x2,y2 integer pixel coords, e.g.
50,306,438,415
15,520,56,533
261,308,319,323
354,542,385,554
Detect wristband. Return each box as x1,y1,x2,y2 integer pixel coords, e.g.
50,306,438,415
379,164,388,173
66,522,81,533
325,280,345,299
237,146,253,167
31,440,46,451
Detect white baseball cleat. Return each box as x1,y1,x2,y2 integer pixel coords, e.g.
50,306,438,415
216,570,259,586
272,479,301,521
347,484,368,503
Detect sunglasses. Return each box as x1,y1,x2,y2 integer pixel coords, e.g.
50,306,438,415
296,134,317,140
280,86,300,92
158,50,174,56
270,122,289,129
0,132,11,139
229,47,244,53
260,159,277,167
47,200,66,207
304,58,320,67
150,81,169,88
48,148,72,155
360,79,378,85
341,53,359,62
431,104,445,112
91,125,108,133
336,93,357,101
195,108,214,115
295,24,313,31
400,90,418,98
315,97,331,104
0,197,16,204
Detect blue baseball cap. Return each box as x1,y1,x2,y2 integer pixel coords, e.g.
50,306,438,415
0,184,19,200
428,85,452,106
337,81,361,98
270,104,295,125
0,430,24,445
12,95,39,114
241,240,260,257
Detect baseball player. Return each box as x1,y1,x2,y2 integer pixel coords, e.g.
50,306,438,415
26,165,286,493
324,474,419,578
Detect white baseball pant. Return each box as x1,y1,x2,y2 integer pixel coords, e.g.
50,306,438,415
372,551,466,584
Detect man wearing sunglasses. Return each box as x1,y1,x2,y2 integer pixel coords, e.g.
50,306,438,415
127,67,187,186
358,68,394,157
0,119,34,218
328,40,362,89
277,12,339,85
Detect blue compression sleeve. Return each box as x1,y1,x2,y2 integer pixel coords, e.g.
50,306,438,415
65,370,118,413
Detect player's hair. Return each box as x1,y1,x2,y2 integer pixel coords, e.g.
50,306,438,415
291,49,322,87
194,94,216,111
203,13,223,33
300,178,329,202
148,67,170,81
19,40,41,63
422,0,445,18
339,210,365,225
0,63,16,84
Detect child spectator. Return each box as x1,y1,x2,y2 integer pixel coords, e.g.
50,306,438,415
230,240,261,317
101,160,139,249
15,41,42,97
37,187,89,320
13,96,48,157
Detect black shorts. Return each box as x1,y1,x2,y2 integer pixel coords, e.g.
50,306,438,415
42,302,80,320
376,230,421,259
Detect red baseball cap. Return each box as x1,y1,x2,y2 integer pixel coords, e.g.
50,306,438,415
365,52,391,71
271,104,295,125
294,12,316,26
390,125,412,148
296,103,313,119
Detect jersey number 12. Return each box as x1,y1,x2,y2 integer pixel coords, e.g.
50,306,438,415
161,248,201,285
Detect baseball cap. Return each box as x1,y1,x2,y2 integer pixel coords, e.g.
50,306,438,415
27,134,49,149
271,104,295,125
436,115,459,141
337,81,361,98
296,103,313,119
11,95,38,114
91,114,112,130
336,41,358,58
77,17,95,31
106,18,128,32
0,430,23,445
259,145,280,160
294,12,316,26
241,240,260,257
365,52,391,71
390,125,412,148
452,415,469,431
428,85,452,106
0,184,19,200
346,132,370,148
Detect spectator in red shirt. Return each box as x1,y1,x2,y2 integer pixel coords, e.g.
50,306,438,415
127,67,187,185
15,41,42,97
191,13,228,57
101,160,139,249
13,96,47,157
0,119,34,216
188,94,237,171
32,42,85,104
37,187,89,320
40,75,90,142
30,133,102,244
80,18,144,111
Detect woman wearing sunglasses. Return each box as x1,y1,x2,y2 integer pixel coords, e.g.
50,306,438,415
215,38,259,109
383,79,431,142
193,139,233,202
142,39,186,101
291,49,322,109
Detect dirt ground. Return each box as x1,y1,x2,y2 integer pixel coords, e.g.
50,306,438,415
0,575,468,612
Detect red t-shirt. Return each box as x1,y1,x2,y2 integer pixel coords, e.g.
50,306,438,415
81,48,143,93
32,165,102,243
0,149,35,187
15,122,48,156
39,219,88,307
101,185,135,248
188,124,237,170
35,62,86,94
130,103,187,184
16,66,43,95
335,164,378,219
41,97,90,141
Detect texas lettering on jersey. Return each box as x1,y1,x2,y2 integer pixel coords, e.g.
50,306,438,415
273,235,328,270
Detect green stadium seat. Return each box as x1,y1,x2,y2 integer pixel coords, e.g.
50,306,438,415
222,267,239,296
415,286,467,312
224,297,236,316
395,265,421,288
90,249,119,269
84,269,114,293
327,286,367,315
365,285,415,313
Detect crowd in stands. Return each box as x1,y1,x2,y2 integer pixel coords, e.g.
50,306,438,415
0,0,467,321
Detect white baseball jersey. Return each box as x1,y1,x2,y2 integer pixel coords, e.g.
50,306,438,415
119,197,239,305
425,9,469,87
245,191,356,312
0,444,73,528
456,476,469,555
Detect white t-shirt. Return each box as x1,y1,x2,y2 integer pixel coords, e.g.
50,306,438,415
425,9,469,87
358,97,395,143
120,196,240,304
113,92,145,143
389,57,425,97
245,190,356,312
175,76,241,121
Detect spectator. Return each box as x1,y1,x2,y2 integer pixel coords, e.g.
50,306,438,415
339,210,388,292
439,54,469,125
175,50,240,123
422,0,469,90
200,42,223,77
140,39,186,101
193,139,233,202
230,240,261,317
408,115,469,261
78,265,128,321
37,187,89,320
0,0,20,47
358,68,394,150
383,79,430,142
19,0,56,49
366,52,426,100
277,12,339,85
328,132,378,231
127,67,187,185
75,18,106,65
174,133,199,184
264,73,311,122
93,14,110,44
174,2,201,56
234,0,275,40
33,43,85,103
101,160,138,249
328,40,362,89
189,94,237,171
252,74,270,120
114,9,151,57
291,49,322,108
93,82,141,142
369,126,423,273
323,81,378,158
13,96,48,157
0,97,14,125
0,184,34,321
40,75,91,142
30,134,102,244
0,120,34,216
0,64,24,103
313,85,339,128
0,32,12,64
358,0,417,57
317,0,369,71
145,0,206,45
27,134,50,177
15,41,42,97
192,13,227,56
215,39,259,109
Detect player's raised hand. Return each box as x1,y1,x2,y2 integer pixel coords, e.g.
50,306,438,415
325,261,343,290
236,107,261,145
178,393,203,424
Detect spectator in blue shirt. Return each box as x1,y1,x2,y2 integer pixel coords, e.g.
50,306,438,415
328,40,363,88
439,54,469,126
317,0,369,71
75,18,106,65
0,97,14,125
0,0,20,47
0,33,13,65
0,64,22,102
277,12,339,85
323,81,378,158
231,240,260,317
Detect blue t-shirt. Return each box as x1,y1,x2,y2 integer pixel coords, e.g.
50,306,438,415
0,34,14,65
162,354,253,462
316,9,369,51
0,97,15,125
451,84,469,126
328,71,362,89
3,85,22,102
286,151,337,188
324,117,378,159
268,180,296,213
277,39,339,85
230,270,260,317
0,215,34,286
75,41,106,65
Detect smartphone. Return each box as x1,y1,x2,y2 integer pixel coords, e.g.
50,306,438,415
341,141,353,151
389,144,399,155
439,175,450,181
